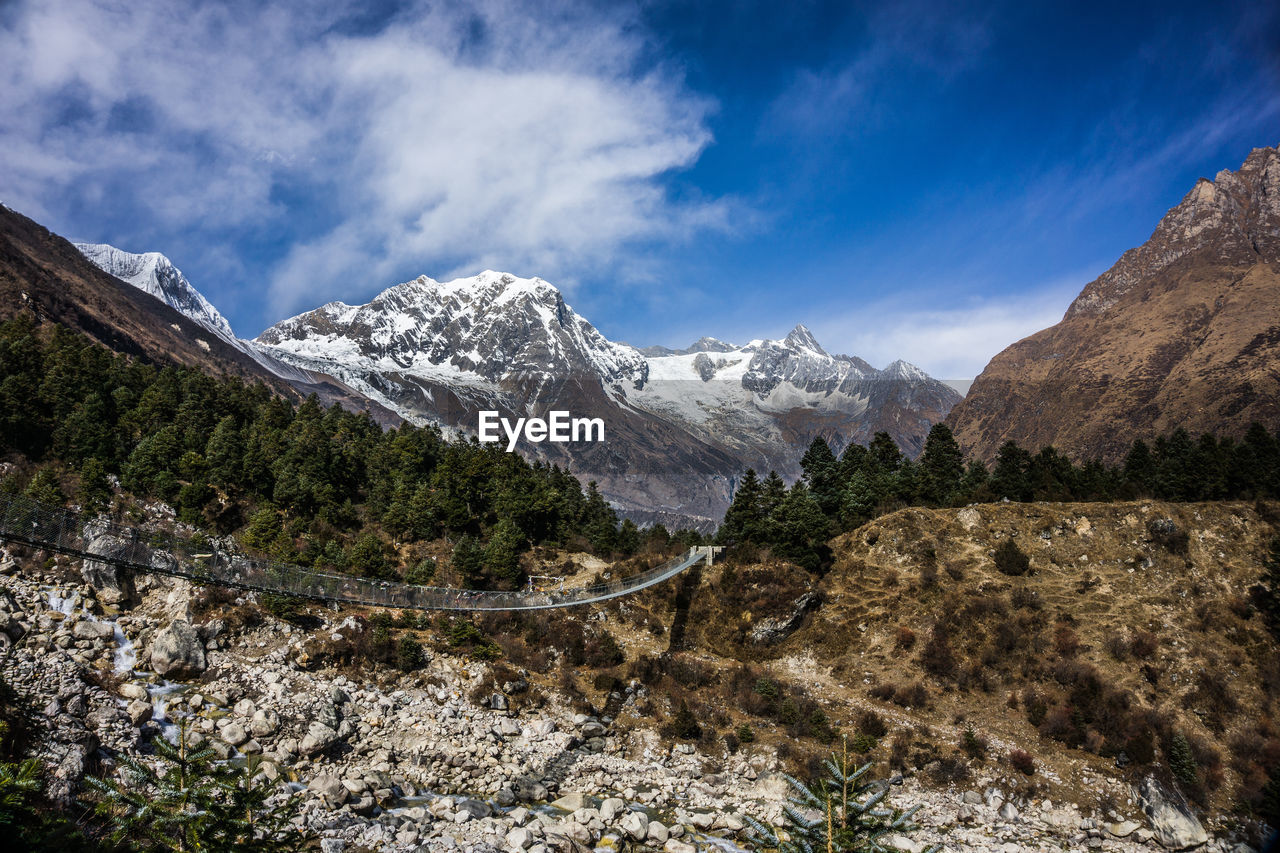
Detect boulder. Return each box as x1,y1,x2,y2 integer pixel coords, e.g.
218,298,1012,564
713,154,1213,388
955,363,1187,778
599,797,625,822
748,592,821,644
1136,775,1208,850
72,620,115,641
125,699,153,725
307,774,348,807
219,723,249,747
300,721,339,756
551,792,589,811
118,682,149,701
150,620,206,678
456,799,493,819
647,821,670,844
620,811,649,841
82,534,138,606
249,709,280,738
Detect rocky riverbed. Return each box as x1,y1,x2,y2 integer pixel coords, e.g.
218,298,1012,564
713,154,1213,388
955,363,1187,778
0,554,1262,853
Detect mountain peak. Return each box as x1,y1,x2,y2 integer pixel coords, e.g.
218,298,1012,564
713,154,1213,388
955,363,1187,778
75,242,238,343
783,323,824,353
1066,144,1280,318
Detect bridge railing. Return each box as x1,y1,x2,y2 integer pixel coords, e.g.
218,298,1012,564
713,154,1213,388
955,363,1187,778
0,492,706,611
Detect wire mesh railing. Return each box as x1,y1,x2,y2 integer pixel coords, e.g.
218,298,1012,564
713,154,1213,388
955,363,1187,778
0,492,711,611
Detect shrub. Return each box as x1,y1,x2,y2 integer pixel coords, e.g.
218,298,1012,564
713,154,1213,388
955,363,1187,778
1009,748,1036,775
1104,633,1130,660
1147,518,1189,554
1053,625,1080,657
849,731,877,754
961,724,987,760
668,702,702,740
1130,630,1159,659
754,677,780,700
920,625,957,677
857,710,888,738
808,709,837,744
396,635,423,672
260,593,306,625
1010,585,1041,610
736,724,755,743
868,684,895,702
994,539,1030,576
895,625,917,650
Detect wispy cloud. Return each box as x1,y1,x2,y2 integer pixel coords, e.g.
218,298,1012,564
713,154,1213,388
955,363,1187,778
0,0,732,319
808,272,1092,380
764,2,991,136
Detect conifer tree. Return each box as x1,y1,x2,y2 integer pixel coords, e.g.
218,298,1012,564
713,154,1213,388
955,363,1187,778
920,423,964,506
868,432,902,474
483,518,524,581
745,737,938,853
800,437,841,515
452,535,485,589
718,468,763,544
991,440,1032,501
87,721,305,852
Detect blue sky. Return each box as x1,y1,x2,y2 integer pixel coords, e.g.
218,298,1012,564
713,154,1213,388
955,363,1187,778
1,0,1277,379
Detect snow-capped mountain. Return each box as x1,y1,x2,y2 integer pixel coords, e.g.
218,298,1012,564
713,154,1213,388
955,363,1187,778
255,273,960,522
258,271,647,399
73,240,403,423
632,324,959,477
75,243,238,345
59,236,961,522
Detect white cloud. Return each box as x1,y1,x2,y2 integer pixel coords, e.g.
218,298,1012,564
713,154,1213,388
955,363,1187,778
809,274,1090,381
0,0,729,318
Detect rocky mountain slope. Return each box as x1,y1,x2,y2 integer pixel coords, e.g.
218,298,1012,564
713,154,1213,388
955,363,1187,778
947,145,1280,461
4,495,1270,852
0,205,298,389
256,273,959,523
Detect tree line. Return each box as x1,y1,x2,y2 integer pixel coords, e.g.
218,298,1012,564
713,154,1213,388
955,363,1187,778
717,421,1280,572
0,317,695,590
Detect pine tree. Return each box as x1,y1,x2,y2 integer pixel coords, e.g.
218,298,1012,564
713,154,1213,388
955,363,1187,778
452,535,485,589
759,471,788,529
771,482,832,574
718,468,763,544
77,457,112,517
839,469,878,530
87,721,305,852
483,518,524,581
23,467,65,506
745,737,938,853
991,440,1032,501
920,423,964,506
1167,731,1198,790
800,437,841,516
868,432,902,475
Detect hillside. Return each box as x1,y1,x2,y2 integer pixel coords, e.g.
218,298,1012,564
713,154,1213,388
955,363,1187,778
947,146,1280,462
597,499,1279,846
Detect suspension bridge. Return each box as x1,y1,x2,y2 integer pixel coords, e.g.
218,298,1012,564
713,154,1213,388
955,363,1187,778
0,493,719,611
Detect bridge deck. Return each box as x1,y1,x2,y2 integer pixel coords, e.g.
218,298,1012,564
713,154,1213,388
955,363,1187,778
0,493,712,611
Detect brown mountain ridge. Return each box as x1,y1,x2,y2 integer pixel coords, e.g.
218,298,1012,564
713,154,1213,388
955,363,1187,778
947,145,1280,461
